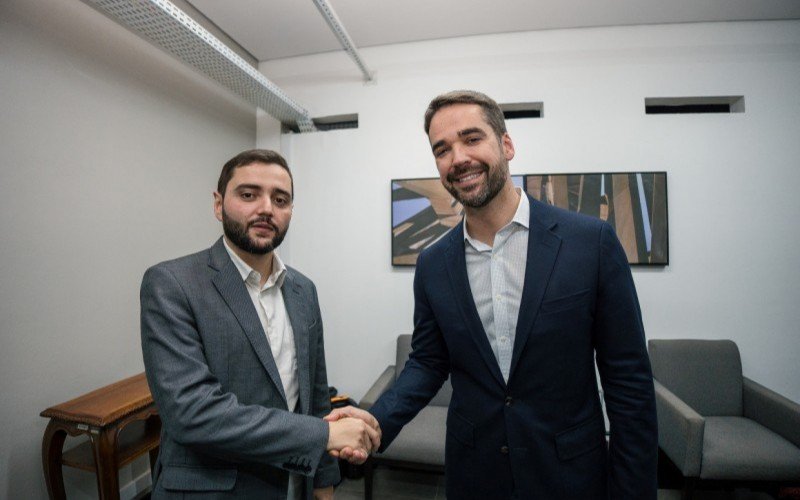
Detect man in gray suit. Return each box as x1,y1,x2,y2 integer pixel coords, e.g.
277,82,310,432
141,149,378,499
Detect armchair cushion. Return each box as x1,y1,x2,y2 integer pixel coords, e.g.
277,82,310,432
373,405,447,466
701,416,800,481
361,334,450,469
649,339,743,416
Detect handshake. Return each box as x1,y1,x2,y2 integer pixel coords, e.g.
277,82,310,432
324,406,381,465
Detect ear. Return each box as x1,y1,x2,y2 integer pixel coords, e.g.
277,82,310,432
213,192,223,222
502,133,515,161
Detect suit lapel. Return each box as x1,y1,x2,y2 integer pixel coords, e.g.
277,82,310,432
209,238,287,405
509,197,562,378
444,224,506,388
282,271,311,415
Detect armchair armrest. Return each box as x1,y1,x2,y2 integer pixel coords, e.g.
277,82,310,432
359,366,395,410
654,379,705,477
743,377,800,448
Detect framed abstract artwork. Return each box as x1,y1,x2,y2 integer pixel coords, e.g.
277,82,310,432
392,172,668,266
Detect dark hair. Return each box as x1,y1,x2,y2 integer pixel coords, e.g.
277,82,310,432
423,90,507,140
217,149,293,198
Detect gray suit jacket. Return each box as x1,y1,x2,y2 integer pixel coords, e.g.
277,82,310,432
141,237,340,499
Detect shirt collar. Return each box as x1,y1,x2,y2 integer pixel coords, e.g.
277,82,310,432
463,187,530,247
222,238,287,290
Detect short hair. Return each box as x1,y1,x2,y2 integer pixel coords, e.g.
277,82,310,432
217,149,293,198
423,90,507,139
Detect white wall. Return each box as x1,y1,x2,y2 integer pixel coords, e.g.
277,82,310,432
0,0,256,498
2,5,798,497
260,21,800,404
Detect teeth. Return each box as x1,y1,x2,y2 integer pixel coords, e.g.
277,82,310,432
458,172,481,182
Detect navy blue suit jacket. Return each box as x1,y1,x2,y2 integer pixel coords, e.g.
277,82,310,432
370,195,657,499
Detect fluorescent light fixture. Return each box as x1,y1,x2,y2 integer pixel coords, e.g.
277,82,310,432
85,0,316,131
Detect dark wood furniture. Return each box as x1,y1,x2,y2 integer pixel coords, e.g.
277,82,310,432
40,372,160,500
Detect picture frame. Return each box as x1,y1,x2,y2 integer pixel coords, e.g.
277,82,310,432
391,172,668,266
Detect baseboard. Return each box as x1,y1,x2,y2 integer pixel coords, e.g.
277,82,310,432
120,469,152,500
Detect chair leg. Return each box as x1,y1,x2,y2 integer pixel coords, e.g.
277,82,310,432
681,477,696,500
363,457,374,500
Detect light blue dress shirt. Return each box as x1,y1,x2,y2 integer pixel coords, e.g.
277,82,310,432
463,189,530,382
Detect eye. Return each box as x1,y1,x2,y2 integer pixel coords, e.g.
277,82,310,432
273,195,291,208
434,147,449,158
466,136,481,145
240,191,255,200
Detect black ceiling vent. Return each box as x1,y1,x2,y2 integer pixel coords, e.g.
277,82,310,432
500,102,544,119
645,96,745,114
282,113,358,133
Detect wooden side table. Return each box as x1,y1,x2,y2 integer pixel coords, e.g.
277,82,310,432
40,372,161,500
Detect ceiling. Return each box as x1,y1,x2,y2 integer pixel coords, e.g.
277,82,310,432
187,0,800,62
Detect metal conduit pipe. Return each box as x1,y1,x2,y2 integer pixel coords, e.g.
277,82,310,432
311,0,374,82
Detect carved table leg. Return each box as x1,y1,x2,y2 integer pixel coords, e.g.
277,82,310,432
91,425,120,500
41,420,68,500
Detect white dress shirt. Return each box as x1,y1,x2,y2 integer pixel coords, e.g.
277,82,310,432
224,239,299,412
223,240,302,499
464,189,530,382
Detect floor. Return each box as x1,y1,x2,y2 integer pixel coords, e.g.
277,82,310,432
334,468,778,500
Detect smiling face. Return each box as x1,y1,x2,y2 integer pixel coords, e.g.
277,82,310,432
428,103,515,209
213,162,293,256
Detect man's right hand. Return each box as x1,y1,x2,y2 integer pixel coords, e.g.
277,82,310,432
326,416,379,464
325,406,382,464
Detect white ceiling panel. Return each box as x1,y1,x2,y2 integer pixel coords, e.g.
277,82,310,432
188,0,800,61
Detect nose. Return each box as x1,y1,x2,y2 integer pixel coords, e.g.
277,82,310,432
257,196,273,215
450,143,470,168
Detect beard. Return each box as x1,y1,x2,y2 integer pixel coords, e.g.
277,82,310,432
443,158,508,208
222,209,288,255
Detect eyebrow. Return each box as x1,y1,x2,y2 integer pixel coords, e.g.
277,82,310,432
458,127,486,138
233,184,262,192
430,127,487,152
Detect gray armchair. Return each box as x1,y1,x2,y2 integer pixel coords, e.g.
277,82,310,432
648,339,800,498
359,334,449,500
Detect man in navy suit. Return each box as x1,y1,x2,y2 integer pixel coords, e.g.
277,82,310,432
330,91,658,499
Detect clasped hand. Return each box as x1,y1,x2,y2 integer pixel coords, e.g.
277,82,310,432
324,406,381,464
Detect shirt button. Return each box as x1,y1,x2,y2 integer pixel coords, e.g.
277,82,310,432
505,397,514,407
500,446,509,455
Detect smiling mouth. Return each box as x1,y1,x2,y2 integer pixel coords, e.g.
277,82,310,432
449,168,485,187
456,172,482,183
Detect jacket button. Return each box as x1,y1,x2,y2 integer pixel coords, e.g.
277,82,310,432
505,397,513,407
500,446,509,454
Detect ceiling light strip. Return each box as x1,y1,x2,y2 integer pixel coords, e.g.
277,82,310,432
311,0,374,82
86,0,316,132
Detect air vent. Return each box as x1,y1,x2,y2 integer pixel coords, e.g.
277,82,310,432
282,114,358,133
645,96,745,114
500,102,543,119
